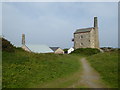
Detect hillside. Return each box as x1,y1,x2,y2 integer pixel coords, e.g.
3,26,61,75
2,38,15,52
87,51,118,87
3,48,80,88
2,38,118,88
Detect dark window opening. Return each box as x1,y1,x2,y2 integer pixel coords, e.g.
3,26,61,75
81,35,83,38
80,43,83,46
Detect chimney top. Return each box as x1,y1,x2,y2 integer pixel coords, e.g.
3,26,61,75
94,17,98,28
22,34,25,45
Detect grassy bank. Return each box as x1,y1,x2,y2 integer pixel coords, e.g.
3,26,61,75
3,48,80,88
87,51,118,88
0,51,2,89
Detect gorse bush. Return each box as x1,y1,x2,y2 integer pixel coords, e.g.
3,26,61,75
2,38,15,52
71,48,100,56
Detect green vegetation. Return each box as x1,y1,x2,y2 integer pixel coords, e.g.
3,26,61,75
0,51,1,89
0,38,2,89
2,38,81,88
87,51,118,88
71,48,100,56
35,60,83,88
2,37,118,88
3,48,80,88
63,49,68,54
2,38,15,52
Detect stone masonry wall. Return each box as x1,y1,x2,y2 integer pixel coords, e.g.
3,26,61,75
90,29,95,48
74,32,91,49
94,27,99,48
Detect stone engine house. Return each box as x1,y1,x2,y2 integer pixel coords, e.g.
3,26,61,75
73,17,99,49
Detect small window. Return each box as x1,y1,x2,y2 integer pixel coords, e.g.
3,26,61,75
80,43,83,46
80,35,83,39
81,35,83,38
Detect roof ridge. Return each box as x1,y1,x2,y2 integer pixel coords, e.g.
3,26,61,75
74,27,94,34
50,47,59,48
50,47,60,51
76,27,94,30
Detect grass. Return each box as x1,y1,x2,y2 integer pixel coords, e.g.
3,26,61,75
2,48,81,88
34,57,85,88
87,51,118,88
0,51,2,89
2,44,119,88
71,48,100,56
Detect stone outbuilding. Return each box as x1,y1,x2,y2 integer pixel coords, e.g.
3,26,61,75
50,47,64,54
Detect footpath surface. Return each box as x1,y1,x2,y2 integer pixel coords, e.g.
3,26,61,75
77,58,107,88
35,58,107,88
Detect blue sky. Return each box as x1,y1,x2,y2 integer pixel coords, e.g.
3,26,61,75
2,2,118,48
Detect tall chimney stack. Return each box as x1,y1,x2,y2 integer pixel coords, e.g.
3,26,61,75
22,34,25,45
94,17,98,28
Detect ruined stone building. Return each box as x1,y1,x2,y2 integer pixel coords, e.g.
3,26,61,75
73,17,99,49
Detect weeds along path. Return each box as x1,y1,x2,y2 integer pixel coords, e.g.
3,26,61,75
78,58,107,88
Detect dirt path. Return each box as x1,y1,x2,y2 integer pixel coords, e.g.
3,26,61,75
35,57,107,88
77,58,106,88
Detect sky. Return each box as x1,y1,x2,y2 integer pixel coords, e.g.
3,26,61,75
1,2,118,48
0,2,2,35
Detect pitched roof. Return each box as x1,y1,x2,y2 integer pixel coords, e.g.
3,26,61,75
22,45,31,52
50,47,60,51
26,44,54,53
74,27,94,34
